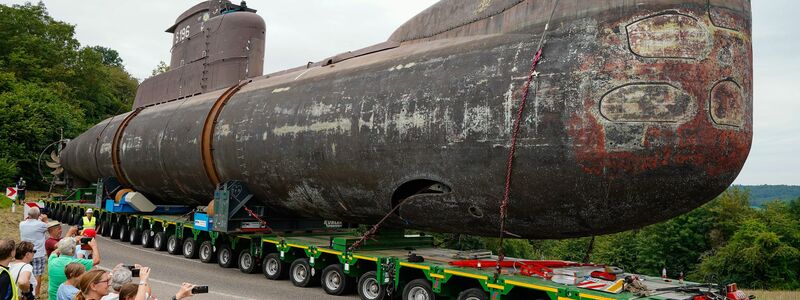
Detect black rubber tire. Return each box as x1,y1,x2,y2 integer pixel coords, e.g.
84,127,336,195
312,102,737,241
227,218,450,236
129,228,141,245
101,222,111,237
457,288,488,300
358,271,386,300
321,264,355,295
217,244,237,268
238,249,259,274
96,221,104,236
153,232,167,251
199,241,215,263
289,258,319,287
141,229,153,248
262,253,288,280
402,278,435,300
110,223,121,239
182,238,198,259
119,225,130,242
166,234,181,255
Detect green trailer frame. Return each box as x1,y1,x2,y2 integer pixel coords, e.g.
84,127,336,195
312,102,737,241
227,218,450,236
45,200,705,300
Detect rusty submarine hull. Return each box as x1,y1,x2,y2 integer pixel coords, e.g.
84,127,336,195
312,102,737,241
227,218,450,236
60,0,753,239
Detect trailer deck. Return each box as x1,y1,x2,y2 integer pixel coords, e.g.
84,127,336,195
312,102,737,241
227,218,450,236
45,199,734,300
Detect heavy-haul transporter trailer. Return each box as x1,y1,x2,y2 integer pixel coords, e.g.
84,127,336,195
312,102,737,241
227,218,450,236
44,185,748,300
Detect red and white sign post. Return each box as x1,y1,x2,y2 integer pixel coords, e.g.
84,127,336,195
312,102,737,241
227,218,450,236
5,187,16,200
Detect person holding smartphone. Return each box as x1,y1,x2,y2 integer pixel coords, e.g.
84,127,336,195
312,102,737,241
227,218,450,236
118,266,200,300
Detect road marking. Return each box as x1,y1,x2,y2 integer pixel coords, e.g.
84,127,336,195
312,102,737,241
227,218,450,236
97,235,204,265
96,266,254,299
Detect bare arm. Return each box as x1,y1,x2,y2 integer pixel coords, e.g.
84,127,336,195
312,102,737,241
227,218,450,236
134,267,151,300
88,238,101,265
17,271,31,292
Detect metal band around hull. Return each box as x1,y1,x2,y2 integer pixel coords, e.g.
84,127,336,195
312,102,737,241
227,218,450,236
111,107,145,186
201,80,251,186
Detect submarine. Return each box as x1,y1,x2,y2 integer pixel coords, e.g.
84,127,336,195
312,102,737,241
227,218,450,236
60,0,753,239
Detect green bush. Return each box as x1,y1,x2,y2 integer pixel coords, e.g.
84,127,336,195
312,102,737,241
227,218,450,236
0,156,16,187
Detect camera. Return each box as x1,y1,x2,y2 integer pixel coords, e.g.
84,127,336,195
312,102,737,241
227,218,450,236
124,265,140,277
80,237,92,244
191,285,208,294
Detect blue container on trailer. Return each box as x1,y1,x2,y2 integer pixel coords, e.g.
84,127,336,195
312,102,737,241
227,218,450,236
194,212,213,231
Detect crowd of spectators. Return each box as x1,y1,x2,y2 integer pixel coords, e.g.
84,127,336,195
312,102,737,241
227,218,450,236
0,206,200,300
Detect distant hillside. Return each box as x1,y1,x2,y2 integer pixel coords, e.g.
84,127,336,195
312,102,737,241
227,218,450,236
731,185,800,207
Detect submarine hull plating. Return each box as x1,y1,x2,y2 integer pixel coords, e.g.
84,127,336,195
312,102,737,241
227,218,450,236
62,0,752,238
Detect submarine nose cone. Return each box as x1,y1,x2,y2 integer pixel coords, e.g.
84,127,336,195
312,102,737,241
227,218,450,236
553,1,752,237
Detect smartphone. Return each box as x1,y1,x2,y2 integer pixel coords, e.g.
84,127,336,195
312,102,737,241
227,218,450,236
191,285,209,294
80,237,92,244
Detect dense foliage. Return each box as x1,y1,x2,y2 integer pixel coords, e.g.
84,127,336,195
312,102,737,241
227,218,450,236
428,189,800,290
0,3,137,188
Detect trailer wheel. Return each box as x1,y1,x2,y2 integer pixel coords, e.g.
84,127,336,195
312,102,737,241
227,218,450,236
321,264,355,295
289,258,319,287
166,234,181,255
358,271,386,300
238,250,259,274
262,253,288,280
101,222,111,237
456,288,487,300
96,221,104,235
119,225,130,242
217,245,237,268
153,232,167,251
199,241,215,263
110,223,121,239
182,238,198,259
402,278,435,300
141,230,153,248
129,228,142,245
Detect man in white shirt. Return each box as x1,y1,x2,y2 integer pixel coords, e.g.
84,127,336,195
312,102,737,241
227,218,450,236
19,206,48,297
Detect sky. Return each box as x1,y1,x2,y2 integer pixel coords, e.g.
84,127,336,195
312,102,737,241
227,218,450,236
1,0,797,185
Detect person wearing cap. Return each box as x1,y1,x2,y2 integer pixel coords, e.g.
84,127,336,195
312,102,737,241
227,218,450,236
79,209,97,231
19,206,48,297
45,221,77,257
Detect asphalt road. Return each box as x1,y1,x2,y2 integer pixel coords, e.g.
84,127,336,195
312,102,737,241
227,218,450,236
83,226,360,300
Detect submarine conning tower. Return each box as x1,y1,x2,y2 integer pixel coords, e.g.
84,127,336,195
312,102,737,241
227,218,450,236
133,0,265,108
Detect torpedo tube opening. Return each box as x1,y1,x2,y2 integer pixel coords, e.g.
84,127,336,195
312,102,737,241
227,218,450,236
391,179,452,216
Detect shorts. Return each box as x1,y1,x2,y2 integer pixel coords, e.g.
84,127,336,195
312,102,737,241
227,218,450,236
31,256,45,276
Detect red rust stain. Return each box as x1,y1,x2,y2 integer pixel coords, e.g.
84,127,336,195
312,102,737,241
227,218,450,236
567,8,752,179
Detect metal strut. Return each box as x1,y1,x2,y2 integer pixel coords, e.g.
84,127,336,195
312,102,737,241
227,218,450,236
495,0,560,280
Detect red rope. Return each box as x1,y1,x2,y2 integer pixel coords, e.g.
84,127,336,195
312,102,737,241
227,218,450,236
495,47,544,278
243,205,277,235
494,0,560,280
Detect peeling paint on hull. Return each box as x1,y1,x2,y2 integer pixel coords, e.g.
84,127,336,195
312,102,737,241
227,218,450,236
61,0,752,239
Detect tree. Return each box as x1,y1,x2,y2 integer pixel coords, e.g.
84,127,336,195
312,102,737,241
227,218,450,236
151,61,169,76
89,46,123,67
0,156,16,187
696,219,800,289
0,2,137,188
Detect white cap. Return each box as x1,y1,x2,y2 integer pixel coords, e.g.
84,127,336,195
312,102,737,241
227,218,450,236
85,208,93,214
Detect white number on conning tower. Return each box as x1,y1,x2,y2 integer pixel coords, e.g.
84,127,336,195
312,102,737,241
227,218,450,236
174,25,191,44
